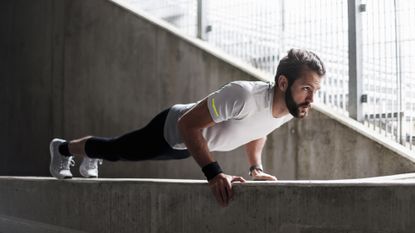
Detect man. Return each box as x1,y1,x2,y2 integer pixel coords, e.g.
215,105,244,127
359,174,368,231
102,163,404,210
50,48,325,207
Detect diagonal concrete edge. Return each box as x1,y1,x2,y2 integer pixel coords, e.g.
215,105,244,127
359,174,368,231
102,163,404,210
108,0,272,82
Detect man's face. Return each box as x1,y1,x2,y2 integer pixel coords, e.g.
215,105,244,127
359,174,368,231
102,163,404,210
285,70,321,118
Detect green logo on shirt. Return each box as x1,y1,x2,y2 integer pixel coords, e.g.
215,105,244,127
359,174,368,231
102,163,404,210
212,98,220,117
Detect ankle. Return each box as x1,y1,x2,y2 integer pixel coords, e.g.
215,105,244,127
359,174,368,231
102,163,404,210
58,142,72,157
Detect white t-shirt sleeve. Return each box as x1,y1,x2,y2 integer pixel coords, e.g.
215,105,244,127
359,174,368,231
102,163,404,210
206,82,250,123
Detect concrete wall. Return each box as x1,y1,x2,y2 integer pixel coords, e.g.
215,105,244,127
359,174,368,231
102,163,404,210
1,0,414,179
2,176,415,233
0,1,62,176
271,109,415,179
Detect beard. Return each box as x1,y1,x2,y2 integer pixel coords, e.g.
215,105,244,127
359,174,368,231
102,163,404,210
285,84,311,118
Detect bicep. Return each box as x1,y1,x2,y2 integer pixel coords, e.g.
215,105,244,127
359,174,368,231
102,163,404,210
178,98,215,130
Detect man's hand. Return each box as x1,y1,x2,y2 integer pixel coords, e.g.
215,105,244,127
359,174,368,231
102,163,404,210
208,173,246,207
251,169,278,181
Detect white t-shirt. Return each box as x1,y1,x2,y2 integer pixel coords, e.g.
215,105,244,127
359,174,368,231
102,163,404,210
163,81,293,151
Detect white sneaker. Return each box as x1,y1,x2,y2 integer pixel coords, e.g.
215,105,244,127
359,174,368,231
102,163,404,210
49,138,75,179
79,156,103,178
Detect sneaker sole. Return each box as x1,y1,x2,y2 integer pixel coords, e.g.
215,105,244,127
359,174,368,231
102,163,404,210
79,169,98,178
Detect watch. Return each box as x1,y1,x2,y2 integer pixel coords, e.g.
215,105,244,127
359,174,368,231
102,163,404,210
249,164,263,176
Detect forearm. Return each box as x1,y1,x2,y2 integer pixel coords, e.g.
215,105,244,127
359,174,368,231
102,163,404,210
245,136,276,180
178,122,225,181
175,94,247,207
245,136,266,166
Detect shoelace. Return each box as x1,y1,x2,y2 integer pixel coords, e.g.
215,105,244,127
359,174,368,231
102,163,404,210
61,156,75,170
88,158,103,169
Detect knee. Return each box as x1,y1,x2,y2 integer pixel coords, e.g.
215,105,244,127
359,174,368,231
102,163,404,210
82,135,94,142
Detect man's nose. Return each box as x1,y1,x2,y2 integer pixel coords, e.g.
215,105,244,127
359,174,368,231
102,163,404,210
306,92,314,103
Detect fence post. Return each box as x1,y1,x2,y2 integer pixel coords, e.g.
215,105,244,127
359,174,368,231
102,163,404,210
393,0,404,144
197,0,208,40
348,0,364,122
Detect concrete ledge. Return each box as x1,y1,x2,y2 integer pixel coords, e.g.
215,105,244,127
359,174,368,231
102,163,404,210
1,176,415,233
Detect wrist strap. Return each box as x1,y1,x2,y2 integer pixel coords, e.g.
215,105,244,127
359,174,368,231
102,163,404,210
249,164,263,176
202,161,223,181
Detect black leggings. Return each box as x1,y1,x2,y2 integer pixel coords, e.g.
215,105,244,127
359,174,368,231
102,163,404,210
84,108,190,161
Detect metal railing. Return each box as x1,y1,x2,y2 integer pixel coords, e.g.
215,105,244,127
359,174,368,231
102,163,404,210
361,0,415,149
124,0,415,151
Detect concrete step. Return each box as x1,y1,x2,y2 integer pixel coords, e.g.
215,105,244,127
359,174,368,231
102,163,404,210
1,175,415,233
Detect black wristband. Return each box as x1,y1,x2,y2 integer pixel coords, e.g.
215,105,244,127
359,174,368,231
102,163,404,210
202,161,223,181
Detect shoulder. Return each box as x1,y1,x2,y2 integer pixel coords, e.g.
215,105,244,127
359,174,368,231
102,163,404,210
229,80,271,91
226,80,270,97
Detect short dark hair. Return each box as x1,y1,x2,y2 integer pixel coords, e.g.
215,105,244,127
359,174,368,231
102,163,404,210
275,48,326,85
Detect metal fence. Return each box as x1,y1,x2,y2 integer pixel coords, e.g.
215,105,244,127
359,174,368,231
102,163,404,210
361,0,415,149
124,0,415,151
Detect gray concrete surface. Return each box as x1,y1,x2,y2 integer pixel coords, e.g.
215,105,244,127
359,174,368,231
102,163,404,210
1,0,414,179
1,176,415,233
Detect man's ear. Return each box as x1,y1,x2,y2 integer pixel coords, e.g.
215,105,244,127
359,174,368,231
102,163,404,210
277,75,288,91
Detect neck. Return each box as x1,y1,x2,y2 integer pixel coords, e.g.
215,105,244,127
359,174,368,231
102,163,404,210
272,88,289,118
